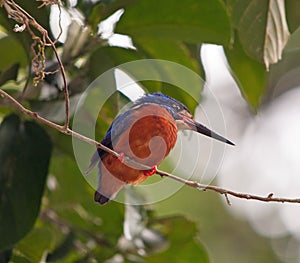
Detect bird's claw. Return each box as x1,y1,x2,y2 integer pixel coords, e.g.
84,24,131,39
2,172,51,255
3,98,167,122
118,152,125,163
117,152,156,176
143,165,157,176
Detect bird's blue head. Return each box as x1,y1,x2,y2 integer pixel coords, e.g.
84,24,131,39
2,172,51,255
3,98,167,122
132,92,191,120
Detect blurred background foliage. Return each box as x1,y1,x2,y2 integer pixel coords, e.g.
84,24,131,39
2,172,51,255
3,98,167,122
0,0,299,262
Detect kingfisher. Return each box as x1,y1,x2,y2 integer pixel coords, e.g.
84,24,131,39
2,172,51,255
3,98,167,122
86,92,234,205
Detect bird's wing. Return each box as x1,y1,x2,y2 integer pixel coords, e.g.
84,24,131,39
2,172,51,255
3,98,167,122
84,131,112,175
85,109,136,175
85,150,100,175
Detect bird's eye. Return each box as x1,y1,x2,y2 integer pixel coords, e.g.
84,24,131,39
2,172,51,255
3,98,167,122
173,104,181,110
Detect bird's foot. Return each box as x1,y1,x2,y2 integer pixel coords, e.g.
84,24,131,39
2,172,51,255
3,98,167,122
143,165,157,176
117,152,125,163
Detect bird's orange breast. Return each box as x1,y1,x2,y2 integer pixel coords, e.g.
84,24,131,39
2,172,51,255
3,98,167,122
100,104,178,185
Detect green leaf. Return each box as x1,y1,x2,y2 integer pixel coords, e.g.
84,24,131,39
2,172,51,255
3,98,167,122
0,114,52,250
136,39,202,75
283,25,300,53
12,227,55,263
135,39,203,112
80,0,138,32
0,63,19,87
116,0,231,45
88,46,200,112
265,26,300,102
228,0,290,69
88,46,142,81
285,0,300,33
0,36,27,71
147,217,210,263
0,248,12,263
225,35,267,110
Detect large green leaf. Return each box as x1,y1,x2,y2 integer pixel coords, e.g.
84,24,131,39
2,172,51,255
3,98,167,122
136,39,202,75
264,26,300,102
147,217,209,263
225,35,267,110
0,36,27,72
77,0,138,32
89,45,203,113
116,0,231,45
0,249,12,263
6,151,123,262
0,36,27,91
11,227,55,263
285,0,300,33
88,46,143,81
135,39,203,112
0,114,52,250
228,0,290,69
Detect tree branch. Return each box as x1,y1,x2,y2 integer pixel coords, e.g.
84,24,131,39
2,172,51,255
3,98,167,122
1,0,300,205
0,88,119,158
155,169,300,204
2,88,300,205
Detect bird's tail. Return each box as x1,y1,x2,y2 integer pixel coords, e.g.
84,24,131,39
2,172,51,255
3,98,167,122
94,191,111,205
85,151,126,205
94,165,126,205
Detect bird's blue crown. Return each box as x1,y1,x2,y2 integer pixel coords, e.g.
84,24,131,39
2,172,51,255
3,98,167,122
132,92,190,119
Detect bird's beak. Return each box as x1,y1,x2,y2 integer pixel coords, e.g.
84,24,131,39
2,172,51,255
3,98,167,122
177,114,235,146
193,121,235,145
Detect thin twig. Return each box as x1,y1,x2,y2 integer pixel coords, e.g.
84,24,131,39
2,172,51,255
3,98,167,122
155,169,300,204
